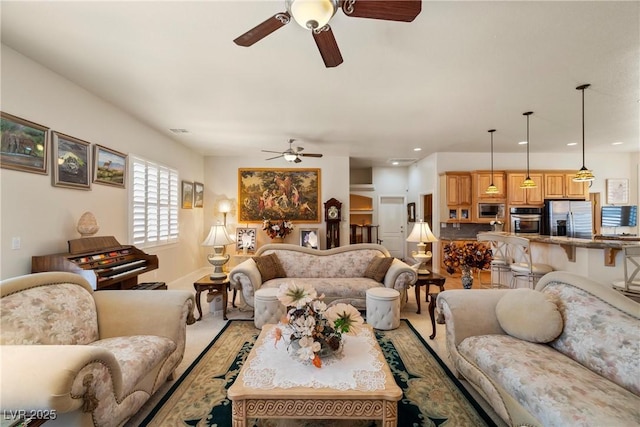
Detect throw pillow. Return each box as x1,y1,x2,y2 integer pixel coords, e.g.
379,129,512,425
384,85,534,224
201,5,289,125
495,288,563,343
364,256,394,282
254,253,286,282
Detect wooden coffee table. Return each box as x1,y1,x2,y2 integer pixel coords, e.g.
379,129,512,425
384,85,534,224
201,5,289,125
227,324,402,426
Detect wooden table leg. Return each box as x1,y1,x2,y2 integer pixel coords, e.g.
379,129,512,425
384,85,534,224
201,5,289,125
222,285,228,320
194,285,204,321
428,292,437,339
415,283,422,314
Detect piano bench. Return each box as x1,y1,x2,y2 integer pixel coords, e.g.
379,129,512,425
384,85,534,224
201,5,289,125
133,282,167,290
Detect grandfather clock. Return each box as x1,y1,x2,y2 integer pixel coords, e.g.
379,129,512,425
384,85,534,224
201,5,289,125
324,198,342,249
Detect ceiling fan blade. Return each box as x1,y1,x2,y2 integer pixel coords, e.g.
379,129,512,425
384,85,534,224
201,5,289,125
261,149,284,154
342,0,421,22
312,25,343,68
300,153,323,158
265,154,284,161
233,12,291,47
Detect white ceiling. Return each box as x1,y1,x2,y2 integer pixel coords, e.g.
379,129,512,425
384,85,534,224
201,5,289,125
1,1,638,168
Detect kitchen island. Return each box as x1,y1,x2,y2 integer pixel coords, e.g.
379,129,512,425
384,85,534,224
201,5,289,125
527,234,639,266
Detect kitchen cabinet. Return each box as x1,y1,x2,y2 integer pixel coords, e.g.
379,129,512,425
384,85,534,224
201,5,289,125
446,173,472,206
474,171,506,200
507,172,544,206
544,172,588,199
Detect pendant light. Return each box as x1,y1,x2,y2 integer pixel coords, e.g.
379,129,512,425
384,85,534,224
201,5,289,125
520,111,537,189
485,129,499,194
573,84,595,182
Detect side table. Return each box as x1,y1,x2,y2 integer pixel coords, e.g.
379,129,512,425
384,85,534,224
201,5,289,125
193,275,230,321
414,272,446,339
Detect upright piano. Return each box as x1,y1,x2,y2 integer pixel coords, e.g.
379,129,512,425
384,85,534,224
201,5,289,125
32,236,159,290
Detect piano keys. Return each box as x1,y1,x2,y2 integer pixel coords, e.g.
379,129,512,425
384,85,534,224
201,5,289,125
32,236,159,290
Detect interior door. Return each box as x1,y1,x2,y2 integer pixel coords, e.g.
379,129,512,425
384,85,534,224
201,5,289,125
378,196,406,259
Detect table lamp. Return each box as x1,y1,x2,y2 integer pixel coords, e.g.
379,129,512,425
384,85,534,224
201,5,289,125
406,220,438,274
202,223,234,279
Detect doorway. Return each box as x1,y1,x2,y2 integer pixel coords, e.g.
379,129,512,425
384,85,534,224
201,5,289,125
378,196,406,259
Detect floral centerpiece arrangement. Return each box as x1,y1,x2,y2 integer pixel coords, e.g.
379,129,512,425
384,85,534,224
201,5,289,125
262,219,294,239
275,282,364,368
443,241,492,289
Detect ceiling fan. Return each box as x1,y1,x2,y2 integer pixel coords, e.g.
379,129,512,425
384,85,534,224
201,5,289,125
262,139,323,163
233,0,422,68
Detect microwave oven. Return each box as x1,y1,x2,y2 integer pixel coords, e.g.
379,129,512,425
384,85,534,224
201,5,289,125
478,203,505,219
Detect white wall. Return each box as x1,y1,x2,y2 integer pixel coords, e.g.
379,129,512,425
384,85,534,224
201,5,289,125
0,45,205,282
203,155,350,249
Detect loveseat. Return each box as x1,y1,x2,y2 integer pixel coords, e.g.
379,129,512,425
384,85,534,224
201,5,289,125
437,271,640,427
229,243,417,310
0,272,195,427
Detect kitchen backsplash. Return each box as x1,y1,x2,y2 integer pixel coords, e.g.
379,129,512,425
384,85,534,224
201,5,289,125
438,222,492,240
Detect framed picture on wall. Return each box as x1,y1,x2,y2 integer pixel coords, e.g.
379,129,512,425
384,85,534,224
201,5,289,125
407,202,416,222
1,112,49,175
194,182,204,208
51,131,91,190
236,227,257,253
300,228,319,249
606,178,629,205
181,181,193,209
93,144,127,188
238,168,321,222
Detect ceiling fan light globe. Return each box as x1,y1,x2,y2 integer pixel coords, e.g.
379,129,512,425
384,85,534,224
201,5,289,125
286,0,337,30
283,153,298,162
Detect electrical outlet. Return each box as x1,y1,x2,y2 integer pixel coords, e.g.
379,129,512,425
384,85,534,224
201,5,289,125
11,237,21,250
440,222,447,228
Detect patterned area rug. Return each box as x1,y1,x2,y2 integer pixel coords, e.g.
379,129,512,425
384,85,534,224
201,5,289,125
140,319,497,427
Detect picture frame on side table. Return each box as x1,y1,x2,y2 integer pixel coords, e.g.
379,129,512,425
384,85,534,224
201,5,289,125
194,182,204,208
407,202,416,223
93,144,127,188
182,181,194,209
236,227,257,254
52,131,91,190
606,179,629,205
300,228,319,249
238,168,321,222
0,112,49,175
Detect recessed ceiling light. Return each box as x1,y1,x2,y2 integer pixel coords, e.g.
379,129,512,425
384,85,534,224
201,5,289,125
612,141,624,145
567,142,577,146
413,148,422,152
391,161,400,165
518,141,528,145
169,128,189,134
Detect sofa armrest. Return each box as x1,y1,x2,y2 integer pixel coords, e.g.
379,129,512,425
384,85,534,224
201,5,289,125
383,258,417,290
437,289,510,347
0,345,120,413
229,258,263,308
94,290,194,341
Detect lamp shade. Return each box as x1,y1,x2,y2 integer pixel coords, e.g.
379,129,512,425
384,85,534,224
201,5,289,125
218,199,232,214
406,221,438,243
201,224,234,247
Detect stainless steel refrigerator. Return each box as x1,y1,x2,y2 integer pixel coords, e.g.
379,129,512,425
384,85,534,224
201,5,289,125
543,200,593,239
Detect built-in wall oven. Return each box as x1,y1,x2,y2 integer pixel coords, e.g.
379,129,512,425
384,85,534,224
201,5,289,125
510,207,543,235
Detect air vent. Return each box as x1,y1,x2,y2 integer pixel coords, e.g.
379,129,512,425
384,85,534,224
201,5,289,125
169,128,189,134
387,158,418,166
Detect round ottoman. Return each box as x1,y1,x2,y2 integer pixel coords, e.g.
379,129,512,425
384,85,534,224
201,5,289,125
254,287,286,329
366,287,401,330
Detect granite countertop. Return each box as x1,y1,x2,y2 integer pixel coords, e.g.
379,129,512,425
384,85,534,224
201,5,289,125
526,235,639,249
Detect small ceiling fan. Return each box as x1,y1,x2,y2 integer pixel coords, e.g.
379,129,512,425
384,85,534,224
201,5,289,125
262,139,323,163
233,0,422,68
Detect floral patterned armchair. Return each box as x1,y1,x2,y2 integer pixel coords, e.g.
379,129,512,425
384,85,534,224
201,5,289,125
0,271,195,427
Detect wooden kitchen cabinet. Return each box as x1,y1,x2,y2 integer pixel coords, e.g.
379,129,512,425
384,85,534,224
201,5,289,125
507,172,544,205
544,172,588,199
446,173,472,206
474,171,506,200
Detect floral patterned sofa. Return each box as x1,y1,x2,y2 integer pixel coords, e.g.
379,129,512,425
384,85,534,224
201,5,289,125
229,243,417,310
437,271,640,427
0,271,195,427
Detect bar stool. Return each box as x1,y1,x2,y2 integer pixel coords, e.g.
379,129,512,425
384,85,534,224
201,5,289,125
477,232,512,288
506,236,553,289
612,246,640,296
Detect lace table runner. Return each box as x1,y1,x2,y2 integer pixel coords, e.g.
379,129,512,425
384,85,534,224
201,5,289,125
243,327,386,391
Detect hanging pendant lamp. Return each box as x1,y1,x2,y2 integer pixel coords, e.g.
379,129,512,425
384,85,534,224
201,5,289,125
485,129,499,194
573,83,595,182
520,111,537,189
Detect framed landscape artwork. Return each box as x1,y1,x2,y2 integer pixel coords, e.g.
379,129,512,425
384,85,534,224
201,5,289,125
0,112,49,175
194,182,204,208
182,181,194,209
238,168,321,222
52,131,91,190
93,144,127,188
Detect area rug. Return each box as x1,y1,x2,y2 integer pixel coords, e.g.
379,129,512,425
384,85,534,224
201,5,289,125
140,319,497,427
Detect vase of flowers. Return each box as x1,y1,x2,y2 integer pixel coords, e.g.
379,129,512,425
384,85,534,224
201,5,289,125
263,219,294,240
275,282,364,368
443,241,492,289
